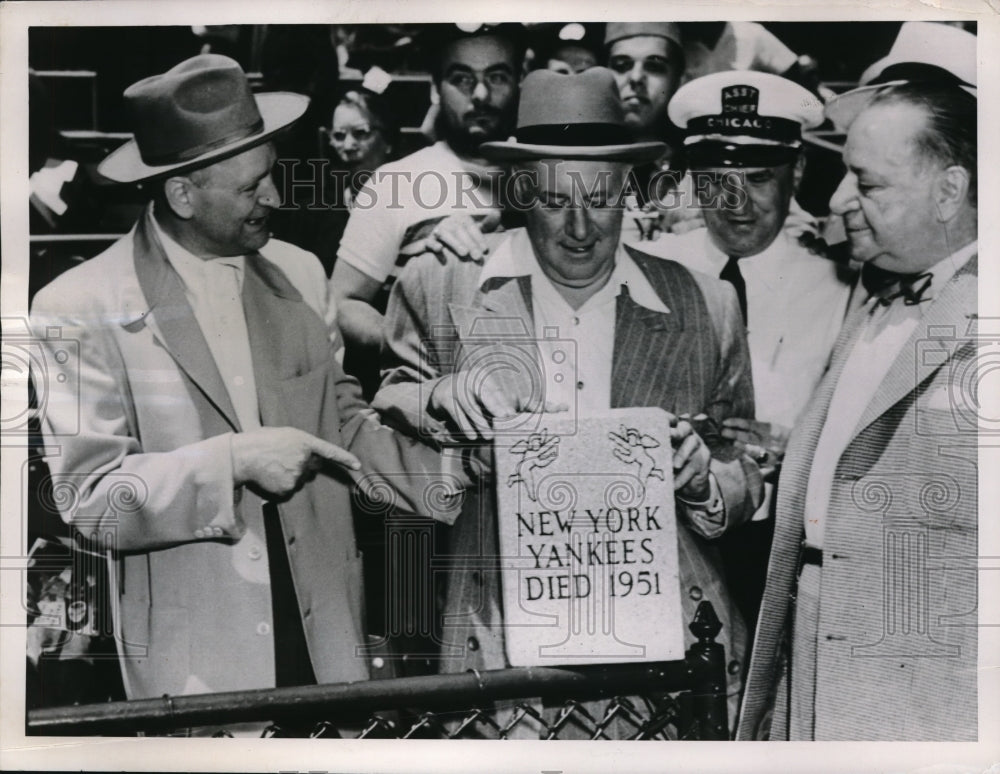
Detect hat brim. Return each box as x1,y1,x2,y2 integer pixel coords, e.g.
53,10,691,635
479,140,666,163
825,80,976,132
97,92,310,184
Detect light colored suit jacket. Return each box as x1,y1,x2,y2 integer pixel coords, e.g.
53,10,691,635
374,231,764,729
30,209,454,699
738,255,979,741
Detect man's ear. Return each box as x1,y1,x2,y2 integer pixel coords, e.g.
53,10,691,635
933,165,971,222
162,176,197,220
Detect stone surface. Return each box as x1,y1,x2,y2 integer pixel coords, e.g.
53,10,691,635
494,407,684,666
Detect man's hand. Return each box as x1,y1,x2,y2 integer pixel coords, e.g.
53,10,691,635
430,368,567,442
667,413,712,501
231,427,361,499
399,212,501,265
721,417,789,478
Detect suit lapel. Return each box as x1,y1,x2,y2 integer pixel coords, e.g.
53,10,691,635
127,208,240,431
850,256,977,442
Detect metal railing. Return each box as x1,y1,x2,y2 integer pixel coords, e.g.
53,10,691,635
28,601,729,740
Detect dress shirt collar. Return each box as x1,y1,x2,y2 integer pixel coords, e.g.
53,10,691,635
479,228,670,314
150,204,246,291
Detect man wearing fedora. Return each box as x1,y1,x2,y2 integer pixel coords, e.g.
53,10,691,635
737,22,979,740
374,67,764,737
30,54,457,704
640,70,855,633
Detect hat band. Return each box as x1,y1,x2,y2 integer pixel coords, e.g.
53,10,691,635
872,62,975,90
515,122,634,147
687,115,801,144
139,115,265,167
683,141,799,169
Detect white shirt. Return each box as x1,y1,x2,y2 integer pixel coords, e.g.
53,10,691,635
152,210,346,430
803,242,977,548
478,229,670,420
153,216,262,431
337,141,503,284
640,227,851,431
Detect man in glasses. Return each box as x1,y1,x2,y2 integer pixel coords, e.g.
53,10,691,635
330,24,524,390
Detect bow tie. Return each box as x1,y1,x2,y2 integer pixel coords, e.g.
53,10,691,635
861,264,933,308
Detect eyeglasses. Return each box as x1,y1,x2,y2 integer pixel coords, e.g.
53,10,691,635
444,69,515,96
329,126,375,143
608,54,673,76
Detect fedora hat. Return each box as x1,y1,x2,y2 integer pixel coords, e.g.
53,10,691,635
825,22,977,130
98,54,309,184
479,67,666,162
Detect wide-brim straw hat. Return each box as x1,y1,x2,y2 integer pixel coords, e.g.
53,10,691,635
825,22,977,131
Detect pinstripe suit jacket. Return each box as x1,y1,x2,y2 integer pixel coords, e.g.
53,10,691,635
737,255,979,741
374,230,763,725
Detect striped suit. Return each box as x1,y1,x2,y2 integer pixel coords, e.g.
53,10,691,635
374,230,763,735
738,255,979,740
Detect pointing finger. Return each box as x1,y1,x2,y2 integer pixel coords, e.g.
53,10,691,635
308,437,362,470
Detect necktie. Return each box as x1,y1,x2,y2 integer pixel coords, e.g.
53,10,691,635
860,264,933,308
720,255,748,324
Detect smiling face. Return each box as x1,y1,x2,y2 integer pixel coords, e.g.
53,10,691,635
519,159,630,301
185,142,279,257
829,101,947,272
437,35,519,155
607,35,682,140
696,162,798,258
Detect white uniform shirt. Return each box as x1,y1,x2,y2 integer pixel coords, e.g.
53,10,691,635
803,242,977,548
640,226,852,431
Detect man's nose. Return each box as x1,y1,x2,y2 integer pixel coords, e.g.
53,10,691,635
341,133,358,150
471,79,490,104
566,205,591,241
258,175,280,208
829,172,857,216
627,61,645,84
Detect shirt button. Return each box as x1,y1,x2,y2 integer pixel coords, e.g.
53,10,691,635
466,636,480,652
248,546,262,560
576,381,584,390
212,526,223,537
194,528,206,539
233,375,245,387
728,659,741,676
256,622,271,636
573,316,580,325
689,586,703,601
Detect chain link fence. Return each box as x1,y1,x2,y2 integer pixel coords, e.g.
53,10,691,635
28,601,729,740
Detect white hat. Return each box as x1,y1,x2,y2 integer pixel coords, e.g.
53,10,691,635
668,70,823,167
825,22,977,131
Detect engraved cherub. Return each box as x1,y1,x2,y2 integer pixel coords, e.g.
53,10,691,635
508,429,560,502
609,425,665,488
